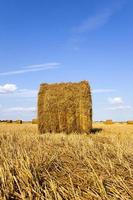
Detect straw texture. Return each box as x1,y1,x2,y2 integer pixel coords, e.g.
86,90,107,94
38,81,92,134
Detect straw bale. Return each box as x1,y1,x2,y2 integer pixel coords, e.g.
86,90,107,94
15,120,22,124
127,121,133,125
38,81,92,134
32,119,38,124
6,120,13,123
104,120,113,125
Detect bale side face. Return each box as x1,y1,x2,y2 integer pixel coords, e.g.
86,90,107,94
38,81,92,134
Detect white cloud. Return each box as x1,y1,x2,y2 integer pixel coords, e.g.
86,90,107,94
0,84,17,94
0,83,37,98
93,89,116,94
107,96,132,111
108,97,124,105
0,62,60,76
0,85,37,120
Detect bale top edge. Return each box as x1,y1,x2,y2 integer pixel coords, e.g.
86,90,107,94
40,80,90,86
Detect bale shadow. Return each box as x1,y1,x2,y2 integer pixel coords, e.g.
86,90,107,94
91,128,103,134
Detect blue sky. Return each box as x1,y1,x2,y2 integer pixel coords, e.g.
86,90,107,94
0,0,133,121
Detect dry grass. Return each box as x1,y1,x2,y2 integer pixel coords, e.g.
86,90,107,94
0,123,133,200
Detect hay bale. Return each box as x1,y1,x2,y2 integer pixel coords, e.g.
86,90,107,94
6,120,13,123
32,119,38,124
119,121,125,124
104,120,113,125
38,81,92,134
127,121,133,125
15,120,22,124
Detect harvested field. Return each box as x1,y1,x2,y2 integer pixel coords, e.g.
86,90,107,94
0,123,133,199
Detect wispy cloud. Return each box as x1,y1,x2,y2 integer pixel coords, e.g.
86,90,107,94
68,0,127,51
15,89,38,98
2,89,38,98
70,1,127,50
74,0,127,34
23,62,59,69
107,105,132,111
2,107,36,113
92,89,116,94
0,62,60,76
75,9,113,33
0,106,36,120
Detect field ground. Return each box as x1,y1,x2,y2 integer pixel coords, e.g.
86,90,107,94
0,123,133,200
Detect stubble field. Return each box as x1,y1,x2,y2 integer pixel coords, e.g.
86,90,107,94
0,123,133,200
